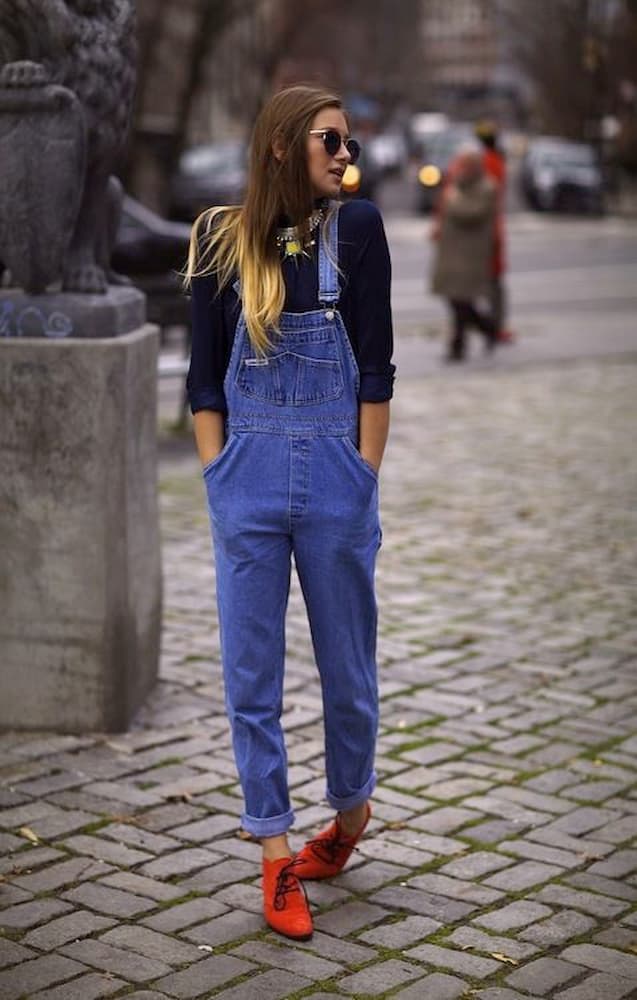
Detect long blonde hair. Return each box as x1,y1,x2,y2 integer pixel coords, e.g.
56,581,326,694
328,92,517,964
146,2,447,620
184,85,344,354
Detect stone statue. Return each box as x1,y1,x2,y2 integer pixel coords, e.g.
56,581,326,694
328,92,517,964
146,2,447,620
0,1,136,293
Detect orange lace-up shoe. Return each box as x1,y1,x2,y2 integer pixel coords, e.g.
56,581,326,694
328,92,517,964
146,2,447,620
262,855,313,940
293,802,372,880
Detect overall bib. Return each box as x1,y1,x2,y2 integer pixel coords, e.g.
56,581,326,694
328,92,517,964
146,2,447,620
204,207,381,838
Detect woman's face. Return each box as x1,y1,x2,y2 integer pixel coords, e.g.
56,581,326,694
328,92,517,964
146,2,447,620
306,108,352,199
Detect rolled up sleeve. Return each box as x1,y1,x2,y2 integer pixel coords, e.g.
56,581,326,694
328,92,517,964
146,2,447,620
350,204,396,402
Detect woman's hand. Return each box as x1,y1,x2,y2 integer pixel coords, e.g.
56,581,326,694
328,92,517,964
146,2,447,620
193,410,226,468
359,401,390,473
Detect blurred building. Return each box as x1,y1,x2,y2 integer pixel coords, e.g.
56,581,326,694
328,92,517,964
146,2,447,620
418,0,528,124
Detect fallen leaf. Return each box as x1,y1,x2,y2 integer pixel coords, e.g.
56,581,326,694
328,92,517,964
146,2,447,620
18,826,39,844
386,821,406,830
198,945,213,952
237,828,255,841
490,952,519,966
165,793,192,804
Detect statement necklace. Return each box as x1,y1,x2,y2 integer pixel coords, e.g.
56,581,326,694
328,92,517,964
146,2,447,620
275,207,324,259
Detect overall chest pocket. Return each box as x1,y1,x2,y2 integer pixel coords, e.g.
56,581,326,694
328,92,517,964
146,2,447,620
236,350,344,406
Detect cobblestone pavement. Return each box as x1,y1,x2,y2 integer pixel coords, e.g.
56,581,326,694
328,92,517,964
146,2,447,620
1,358,636,1000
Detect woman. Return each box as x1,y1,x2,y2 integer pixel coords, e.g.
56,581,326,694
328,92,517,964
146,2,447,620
185,85,395,941
431,143,498,361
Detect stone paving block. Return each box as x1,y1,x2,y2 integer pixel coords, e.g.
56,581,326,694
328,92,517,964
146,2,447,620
9,856,110,893
474,901,553,932
548,806,622,836
30,972,126,1000
178,858,258,892
0,954,87,999
142,898,229,934
139,847,224,879
406,805,478,835
137,803,206,832
554,971,637,999
182,910,265,947
167,813,238,843
440,851,514,879
99,823,181,855
462,818,529,843
589,849,637,878
1,846,63,877
371,885,476,923
313,900,389,937
61,938,173,982
448,926,539,961
560,943,637,980
60,834,152,867
358,914,441,948
100,870,185,902
407,872,504,905
497,838,581,869
519,909,597,947
230,940,342,980
212,882,263,914
203,968,312,1000
357,836,435,867
484,860,564,892
0,939,37,969
404,942,500,978
506,957,587,994
592,816,637,844
0,898,72,929
387,828,466,856
335,859,410,892
0,884,32,907
61,882,157,918
534,883,630,918
392,972,467,999
286,929,377,965
337,958,424,995
399,742,465,765
565,871,637,902
23,911,116,951
100,925,204,967
593,927,637,950
153,955,258,1000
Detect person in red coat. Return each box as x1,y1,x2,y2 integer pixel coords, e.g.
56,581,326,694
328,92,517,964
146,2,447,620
475,120,514,342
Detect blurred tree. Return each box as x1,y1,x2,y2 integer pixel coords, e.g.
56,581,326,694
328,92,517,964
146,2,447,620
500,0,615,141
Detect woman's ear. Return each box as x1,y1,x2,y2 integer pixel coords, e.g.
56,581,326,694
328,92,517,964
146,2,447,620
272,133,286,162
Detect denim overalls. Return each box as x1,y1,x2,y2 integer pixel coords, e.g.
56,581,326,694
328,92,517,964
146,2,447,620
203,206,381,838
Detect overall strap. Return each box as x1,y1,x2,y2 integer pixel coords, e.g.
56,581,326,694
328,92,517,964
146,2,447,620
318,204,341,307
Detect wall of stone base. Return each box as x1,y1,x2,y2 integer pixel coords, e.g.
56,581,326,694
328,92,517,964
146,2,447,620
0,325,162,732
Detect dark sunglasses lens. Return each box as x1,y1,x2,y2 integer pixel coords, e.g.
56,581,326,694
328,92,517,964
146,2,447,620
346,138,361,164
323,130,342,156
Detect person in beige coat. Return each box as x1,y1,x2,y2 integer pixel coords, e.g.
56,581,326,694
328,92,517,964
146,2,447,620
431,144,498,361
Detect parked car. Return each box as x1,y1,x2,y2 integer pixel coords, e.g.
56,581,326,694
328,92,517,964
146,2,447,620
414,123,474,212
111,195,191,329
520,137,604,213
170,140,247,222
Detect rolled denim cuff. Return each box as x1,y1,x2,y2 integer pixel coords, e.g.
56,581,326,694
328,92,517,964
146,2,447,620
325,770,376,811
359,369,395,402
240,806,295,838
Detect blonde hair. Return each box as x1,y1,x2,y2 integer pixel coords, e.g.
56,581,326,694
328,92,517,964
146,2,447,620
184,85,345,354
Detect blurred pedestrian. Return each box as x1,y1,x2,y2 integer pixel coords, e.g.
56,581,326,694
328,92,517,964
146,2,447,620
431,143,498,361
475,119,514,343
185,85,394,941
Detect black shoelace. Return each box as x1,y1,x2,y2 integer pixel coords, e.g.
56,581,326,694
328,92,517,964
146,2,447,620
273,857,309,912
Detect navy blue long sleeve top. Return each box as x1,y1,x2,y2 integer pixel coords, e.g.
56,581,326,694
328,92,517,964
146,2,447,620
186,199,395,415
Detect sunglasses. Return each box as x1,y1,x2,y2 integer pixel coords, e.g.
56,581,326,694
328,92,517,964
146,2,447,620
309,129,361,164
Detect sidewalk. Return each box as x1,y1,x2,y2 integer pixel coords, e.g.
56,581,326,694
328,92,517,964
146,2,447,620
1,358,636,999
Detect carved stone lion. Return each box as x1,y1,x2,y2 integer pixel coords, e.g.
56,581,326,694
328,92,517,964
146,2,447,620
0,1,136,293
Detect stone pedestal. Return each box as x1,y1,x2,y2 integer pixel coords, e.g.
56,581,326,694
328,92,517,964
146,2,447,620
0,325,162,732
